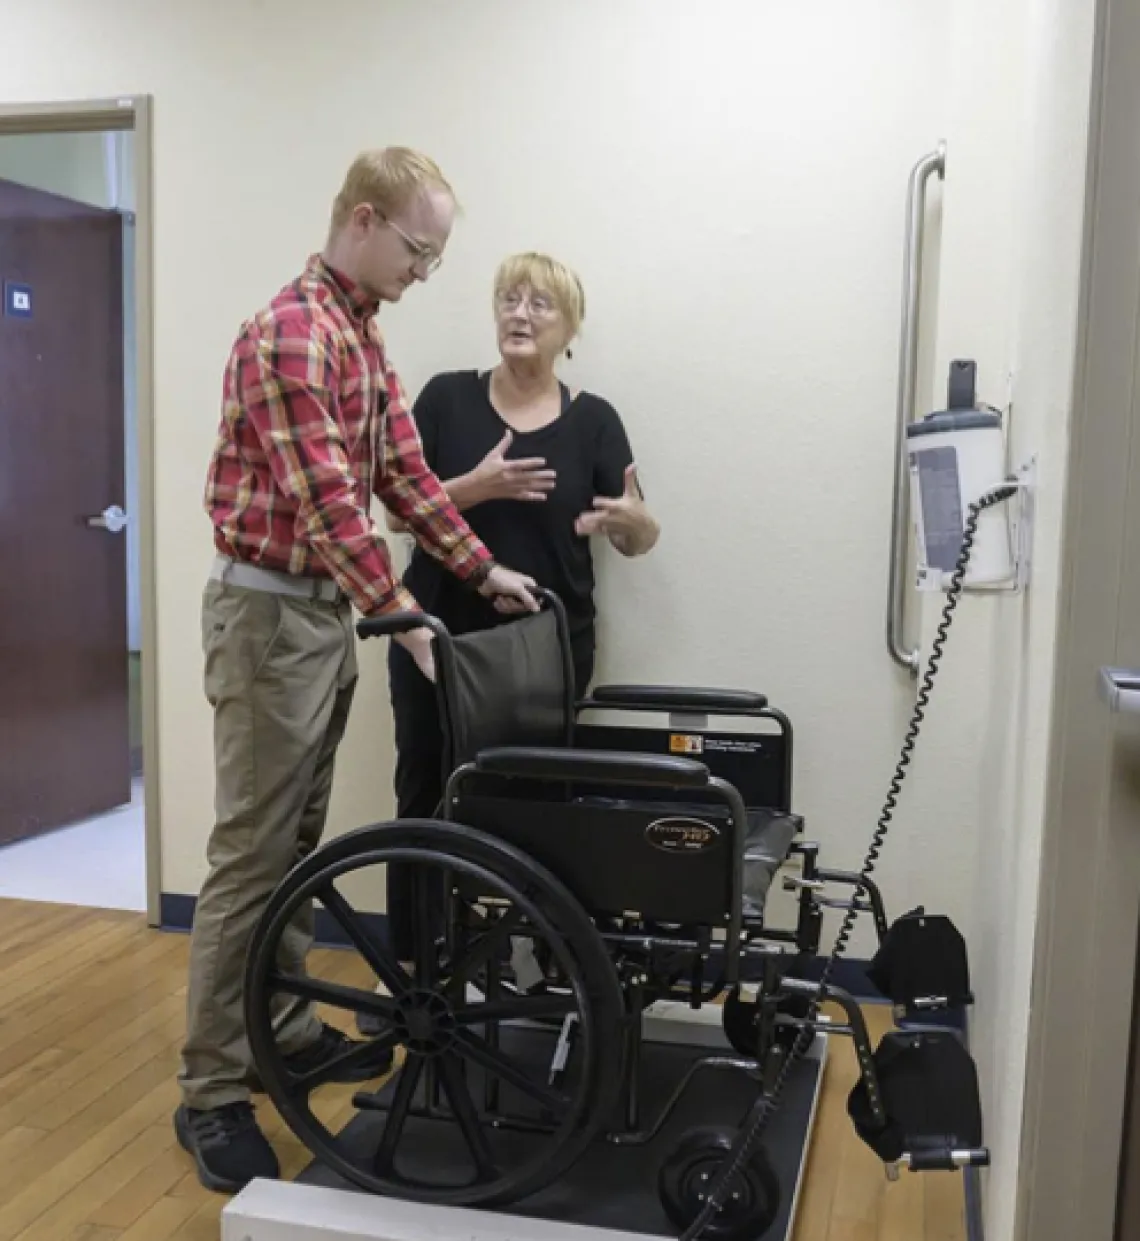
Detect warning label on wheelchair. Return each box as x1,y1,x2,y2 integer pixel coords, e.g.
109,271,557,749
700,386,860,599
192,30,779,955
670,734,766,757
644,816,721,853
701,737,765,755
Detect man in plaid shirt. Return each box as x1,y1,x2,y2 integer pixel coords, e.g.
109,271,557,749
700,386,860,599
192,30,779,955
175,148,539,1193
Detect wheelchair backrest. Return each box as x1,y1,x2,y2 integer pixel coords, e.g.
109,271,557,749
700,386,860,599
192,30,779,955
433,598,575,774
431,594,793,815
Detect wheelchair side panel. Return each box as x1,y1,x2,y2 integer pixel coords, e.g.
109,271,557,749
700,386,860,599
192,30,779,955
450,792,736,927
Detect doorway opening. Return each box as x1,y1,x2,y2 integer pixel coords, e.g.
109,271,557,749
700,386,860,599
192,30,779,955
0,100,157,918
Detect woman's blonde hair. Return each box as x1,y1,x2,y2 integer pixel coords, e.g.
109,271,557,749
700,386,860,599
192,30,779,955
330,147,456,229
493,252,586,339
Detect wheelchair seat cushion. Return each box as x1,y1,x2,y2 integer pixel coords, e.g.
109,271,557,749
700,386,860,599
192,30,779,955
742,808,800,919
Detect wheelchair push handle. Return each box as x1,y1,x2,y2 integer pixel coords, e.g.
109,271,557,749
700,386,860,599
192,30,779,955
356,610,450,641
356,587,563,643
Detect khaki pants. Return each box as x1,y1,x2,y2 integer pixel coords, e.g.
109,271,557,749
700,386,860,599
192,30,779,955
178,579,357,1111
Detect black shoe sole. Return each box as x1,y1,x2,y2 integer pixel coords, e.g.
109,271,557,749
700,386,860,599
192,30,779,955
332,1054,395,1081
246,1048,395,1093
173,1106,278,1195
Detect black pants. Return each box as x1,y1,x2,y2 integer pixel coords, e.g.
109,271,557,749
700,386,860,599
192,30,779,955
386,639,593,961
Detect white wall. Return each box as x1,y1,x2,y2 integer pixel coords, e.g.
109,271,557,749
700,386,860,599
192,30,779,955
0,0,960,938
981,0,1096,1234
0,130,106,201
907,0,1097,1236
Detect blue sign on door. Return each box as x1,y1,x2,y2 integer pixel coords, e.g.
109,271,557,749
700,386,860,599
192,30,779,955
4,282,32,319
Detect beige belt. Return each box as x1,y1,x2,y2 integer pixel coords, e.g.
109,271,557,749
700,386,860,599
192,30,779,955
210,555,343,603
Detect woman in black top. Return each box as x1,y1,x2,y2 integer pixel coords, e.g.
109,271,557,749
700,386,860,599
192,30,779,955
384,251,660,962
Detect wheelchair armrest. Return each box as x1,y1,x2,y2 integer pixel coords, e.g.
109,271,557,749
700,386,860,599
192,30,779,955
473,746,711,789
586,685,769,713
356,611,449,641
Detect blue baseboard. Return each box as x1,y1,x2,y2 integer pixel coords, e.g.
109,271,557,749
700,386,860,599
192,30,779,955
158,893,196,933
159,892,392,951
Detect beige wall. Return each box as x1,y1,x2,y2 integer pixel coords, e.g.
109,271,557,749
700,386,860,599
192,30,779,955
0,1,1101,1232
0,0,955,942
909,0,1096,1235
0,130,108,204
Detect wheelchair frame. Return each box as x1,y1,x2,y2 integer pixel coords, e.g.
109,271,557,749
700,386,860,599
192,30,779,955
242,589,985,1239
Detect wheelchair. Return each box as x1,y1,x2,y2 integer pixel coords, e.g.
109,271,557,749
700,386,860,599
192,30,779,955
243,589,989,1240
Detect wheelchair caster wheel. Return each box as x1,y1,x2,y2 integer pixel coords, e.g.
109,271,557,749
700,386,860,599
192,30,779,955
657,1124,780,1240
722,988,806,1059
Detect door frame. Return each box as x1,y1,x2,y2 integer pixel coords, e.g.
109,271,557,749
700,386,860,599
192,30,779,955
1016,0,1140,1237
0,96,161,925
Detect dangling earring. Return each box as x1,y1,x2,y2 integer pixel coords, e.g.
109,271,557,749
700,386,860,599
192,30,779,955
566,346,574,360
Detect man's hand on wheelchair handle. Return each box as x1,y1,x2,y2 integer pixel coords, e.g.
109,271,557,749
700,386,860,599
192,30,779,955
479,564,541,615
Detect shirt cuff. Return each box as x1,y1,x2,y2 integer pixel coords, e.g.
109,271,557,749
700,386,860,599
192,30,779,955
366,583,424,618
464,557,496,590
443,535,494,584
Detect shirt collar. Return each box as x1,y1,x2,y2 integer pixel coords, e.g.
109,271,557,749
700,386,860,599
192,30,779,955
307,253,381,322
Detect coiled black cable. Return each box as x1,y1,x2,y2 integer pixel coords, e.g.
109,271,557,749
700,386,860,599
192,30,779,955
680,483,1018,1241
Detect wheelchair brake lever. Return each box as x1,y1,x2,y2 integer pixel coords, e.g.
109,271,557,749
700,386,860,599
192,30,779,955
549,1013,579,1087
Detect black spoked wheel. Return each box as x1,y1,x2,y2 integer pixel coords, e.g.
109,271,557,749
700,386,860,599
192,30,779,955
658,1125,781,1240
243,818,624,1209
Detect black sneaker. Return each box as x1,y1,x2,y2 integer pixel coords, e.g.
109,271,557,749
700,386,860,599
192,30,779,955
174,1101,279,1194
249,1022,394,1091
285,1022,394,1081
356,968,413,1039
356,1008,386,1038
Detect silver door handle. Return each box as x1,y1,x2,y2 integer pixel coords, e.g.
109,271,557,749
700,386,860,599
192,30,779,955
1099,667,1140,714
86,504,128,534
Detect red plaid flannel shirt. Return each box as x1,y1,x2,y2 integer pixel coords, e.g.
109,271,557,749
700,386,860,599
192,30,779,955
204,255,492,615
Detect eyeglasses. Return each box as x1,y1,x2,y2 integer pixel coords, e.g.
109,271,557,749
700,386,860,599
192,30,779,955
495,290,558,318
373,208,443,275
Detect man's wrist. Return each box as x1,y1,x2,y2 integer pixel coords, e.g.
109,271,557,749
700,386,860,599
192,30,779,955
467,558,497,591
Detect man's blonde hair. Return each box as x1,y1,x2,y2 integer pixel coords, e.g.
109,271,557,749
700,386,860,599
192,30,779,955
330,147,456,229
493,252,586,338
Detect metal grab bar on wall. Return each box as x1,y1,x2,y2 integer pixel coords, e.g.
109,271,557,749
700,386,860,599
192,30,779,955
887,141,946,676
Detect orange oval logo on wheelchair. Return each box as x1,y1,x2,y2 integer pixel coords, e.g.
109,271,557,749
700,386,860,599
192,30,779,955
644,816,721,853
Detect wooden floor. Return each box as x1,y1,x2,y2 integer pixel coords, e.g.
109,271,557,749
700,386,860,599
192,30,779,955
0,899,966,1241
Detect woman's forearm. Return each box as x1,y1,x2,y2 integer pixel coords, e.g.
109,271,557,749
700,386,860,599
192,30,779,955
441,471,488,512
609,506,660,557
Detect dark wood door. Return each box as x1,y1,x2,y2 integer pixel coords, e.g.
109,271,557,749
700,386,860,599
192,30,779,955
0,176,129,845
